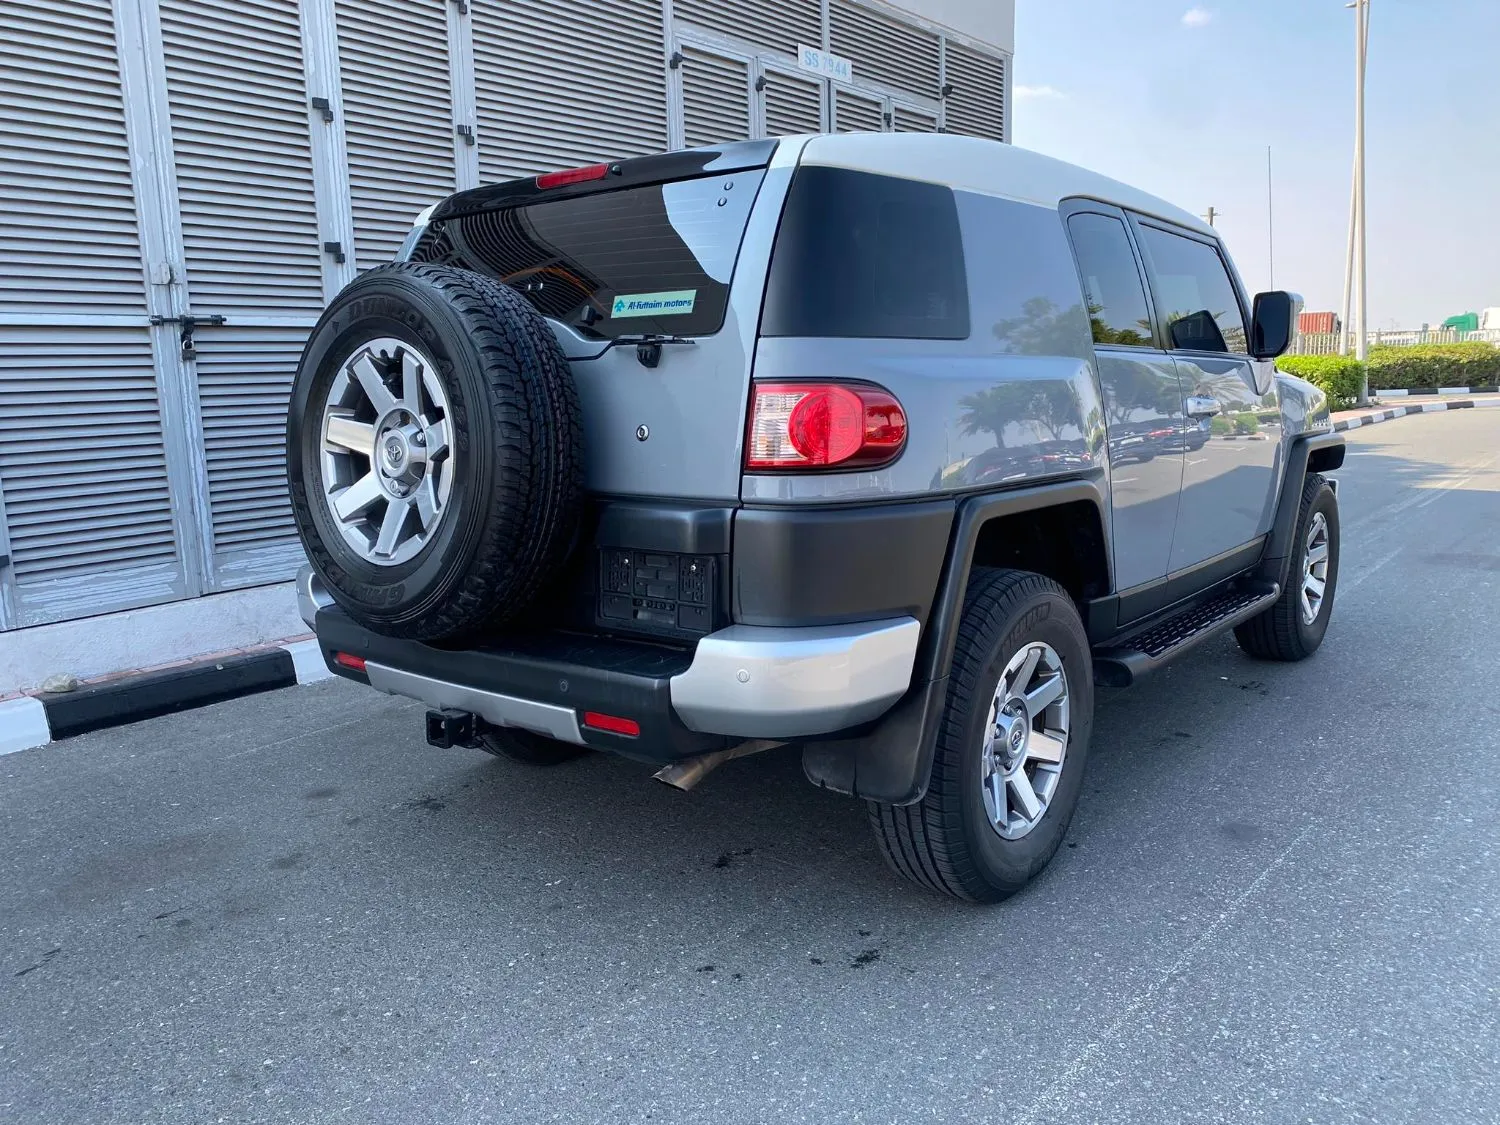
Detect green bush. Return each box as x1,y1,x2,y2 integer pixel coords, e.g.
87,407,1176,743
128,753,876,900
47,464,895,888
1209,415,1233,436
1367,342,1500,390
1276,354,1365,411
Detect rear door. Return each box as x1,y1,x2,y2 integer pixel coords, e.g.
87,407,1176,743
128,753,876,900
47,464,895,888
1131,219,1279,572
1062,204,1186,605
408,143,792,500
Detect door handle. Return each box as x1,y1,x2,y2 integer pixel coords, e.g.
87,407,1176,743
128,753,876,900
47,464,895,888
1185,396,1220,418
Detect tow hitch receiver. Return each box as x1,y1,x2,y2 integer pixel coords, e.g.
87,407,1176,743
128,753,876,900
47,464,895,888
425,708,478,749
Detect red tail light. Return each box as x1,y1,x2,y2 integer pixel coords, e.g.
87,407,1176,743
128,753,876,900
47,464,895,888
745,383,907,470
333,651,366,672
582,712,640,737
535,162,615,189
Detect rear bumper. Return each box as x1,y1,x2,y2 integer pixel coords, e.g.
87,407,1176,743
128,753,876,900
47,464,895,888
298,566,919,757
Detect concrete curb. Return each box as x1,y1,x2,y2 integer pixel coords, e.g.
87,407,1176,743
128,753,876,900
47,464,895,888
1332,397,1500,432
1,637,332,757
1374,386,1498,398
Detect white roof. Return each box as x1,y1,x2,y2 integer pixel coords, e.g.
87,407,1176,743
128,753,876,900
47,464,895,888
791,132,1215,237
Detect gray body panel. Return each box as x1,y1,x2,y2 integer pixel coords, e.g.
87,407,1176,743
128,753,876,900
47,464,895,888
1273,369,1331,438
1095,347,1186,591
742,189,1106,503
1167,353,1281,571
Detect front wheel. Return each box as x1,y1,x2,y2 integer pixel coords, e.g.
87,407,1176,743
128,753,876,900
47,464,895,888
1235,473,1339,661
867,569,1093,902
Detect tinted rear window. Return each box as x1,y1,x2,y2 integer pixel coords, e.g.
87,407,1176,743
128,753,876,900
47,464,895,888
412,170,764,339
760,166,969,340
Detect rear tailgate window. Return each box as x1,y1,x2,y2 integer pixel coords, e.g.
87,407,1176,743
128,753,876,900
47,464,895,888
412,170,765,340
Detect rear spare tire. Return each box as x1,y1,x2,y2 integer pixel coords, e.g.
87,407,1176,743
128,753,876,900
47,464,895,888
287,263,583,640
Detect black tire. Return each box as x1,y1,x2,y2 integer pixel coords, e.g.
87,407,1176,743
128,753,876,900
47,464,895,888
287,263,583,640
1234,473,1339,661
867,569,1094,903
477,728,591,767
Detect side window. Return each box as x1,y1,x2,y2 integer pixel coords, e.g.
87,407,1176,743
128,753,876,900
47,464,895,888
1066,213,1154,347
761,166,969,340
1136,225,1248,354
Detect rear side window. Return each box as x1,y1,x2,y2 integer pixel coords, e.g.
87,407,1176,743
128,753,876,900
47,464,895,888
1136,224,1248,354
761,166,969,340
412,170,764,339
1067,213,1154,347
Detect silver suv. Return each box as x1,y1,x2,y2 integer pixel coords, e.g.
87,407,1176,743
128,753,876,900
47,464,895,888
286,133,1344,901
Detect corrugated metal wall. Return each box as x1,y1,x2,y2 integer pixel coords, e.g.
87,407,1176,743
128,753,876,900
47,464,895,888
0,0,1010,630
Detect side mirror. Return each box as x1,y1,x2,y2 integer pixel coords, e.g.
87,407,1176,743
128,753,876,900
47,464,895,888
1250,290,1303,359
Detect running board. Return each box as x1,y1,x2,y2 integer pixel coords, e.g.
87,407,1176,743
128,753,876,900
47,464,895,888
1092,583,1280,687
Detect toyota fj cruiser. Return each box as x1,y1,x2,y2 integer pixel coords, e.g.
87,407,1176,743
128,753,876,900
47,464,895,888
287,133,1344,901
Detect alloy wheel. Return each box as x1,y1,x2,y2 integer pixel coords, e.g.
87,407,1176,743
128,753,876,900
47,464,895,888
319,338,455,567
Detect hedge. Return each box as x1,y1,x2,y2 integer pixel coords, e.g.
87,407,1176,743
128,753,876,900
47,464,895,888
1276,354,1365,411
1366,343,1500,390
1278,343,1500,407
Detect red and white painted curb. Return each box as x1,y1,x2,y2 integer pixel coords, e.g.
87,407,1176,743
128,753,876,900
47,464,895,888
1332,397,1500,432
1,638,332,757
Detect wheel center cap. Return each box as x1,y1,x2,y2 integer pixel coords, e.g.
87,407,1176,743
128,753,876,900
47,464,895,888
997,702,1029,771
383,435,407,471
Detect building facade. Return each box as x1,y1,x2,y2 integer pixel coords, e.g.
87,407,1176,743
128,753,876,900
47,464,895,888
0,0,1014,631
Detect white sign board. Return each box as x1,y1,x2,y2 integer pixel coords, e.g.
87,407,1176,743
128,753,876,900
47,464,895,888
796,45,852,83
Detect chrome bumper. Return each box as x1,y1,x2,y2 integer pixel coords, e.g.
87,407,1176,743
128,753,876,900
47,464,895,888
299,565,920,740
297,564,334,629
668,617,920,738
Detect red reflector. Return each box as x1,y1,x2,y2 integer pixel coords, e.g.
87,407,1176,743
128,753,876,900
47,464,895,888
535,162,614,189
334,651,366,672
582,712,640,737
745,383,907,470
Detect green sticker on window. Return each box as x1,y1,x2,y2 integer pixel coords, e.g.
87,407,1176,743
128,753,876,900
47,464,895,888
610,289,697,318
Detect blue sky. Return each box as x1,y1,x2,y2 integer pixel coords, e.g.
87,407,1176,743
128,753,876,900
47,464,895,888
1012,1,1499,328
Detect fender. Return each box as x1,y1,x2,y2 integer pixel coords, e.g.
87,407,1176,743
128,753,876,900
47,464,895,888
1256,431,1345,587
802,476,1110,805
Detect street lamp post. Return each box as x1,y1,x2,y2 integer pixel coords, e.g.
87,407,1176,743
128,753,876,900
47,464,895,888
1345,0,1371,402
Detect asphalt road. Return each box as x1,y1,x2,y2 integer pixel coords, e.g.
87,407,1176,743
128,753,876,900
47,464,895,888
4,410,1498,1125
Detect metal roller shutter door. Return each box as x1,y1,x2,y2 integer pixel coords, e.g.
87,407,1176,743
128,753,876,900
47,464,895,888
336,0,456,269
829,0,940,101
943,41,1006,141
159,0,324,588
892,103,938,132
681,47,752,148
834,87,885,133
763,67,823,135
673,0,821,58
190,328,310,585
0,0,188,627
1,329,184,626
472,0,668,183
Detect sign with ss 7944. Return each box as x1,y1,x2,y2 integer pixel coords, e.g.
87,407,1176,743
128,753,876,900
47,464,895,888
796,45,852,83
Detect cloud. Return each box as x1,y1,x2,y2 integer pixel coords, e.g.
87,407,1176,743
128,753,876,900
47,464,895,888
1015,84,1064,100
1181,7,1213,27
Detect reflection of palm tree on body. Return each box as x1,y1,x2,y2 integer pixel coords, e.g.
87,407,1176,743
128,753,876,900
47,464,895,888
959,382,1082,447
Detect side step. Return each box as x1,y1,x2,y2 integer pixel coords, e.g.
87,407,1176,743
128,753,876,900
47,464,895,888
1093,583,1280,687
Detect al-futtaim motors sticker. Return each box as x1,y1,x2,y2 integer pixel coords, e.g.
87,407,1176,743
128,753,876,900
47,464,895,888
610,289,697,318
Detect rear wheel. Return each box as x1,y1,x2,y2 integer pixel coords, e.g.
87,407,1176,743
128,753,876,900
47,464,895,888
1235,473,1339,661
477,728,590,767
867,569,1093,902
